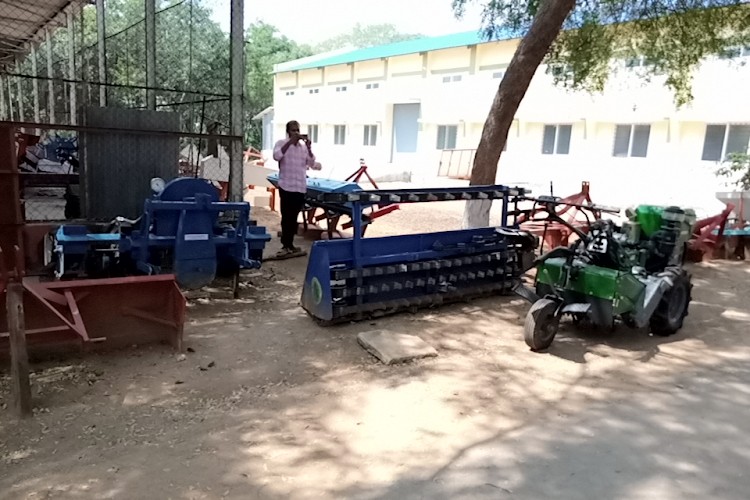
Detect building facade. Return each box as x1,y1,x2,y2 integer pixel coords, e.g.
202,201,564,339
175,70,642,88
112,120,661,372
269,32,750,216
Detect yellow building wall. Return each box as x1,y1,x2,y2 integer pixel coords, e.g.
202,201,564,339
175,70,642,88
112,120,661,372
325,64,351,84
428,46,471,72
356,59,386,80
299,68,323,86
388,54,422,76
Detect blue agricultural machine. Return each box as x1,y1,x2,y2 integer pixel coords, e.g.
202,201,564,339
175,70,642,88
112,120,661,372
267,171,399,237
299,185,539,324
50,177,271,291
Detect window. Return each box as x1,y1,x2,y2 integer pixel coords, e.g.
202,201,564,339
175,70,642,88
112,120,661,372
542,124,572,155
336,86,348,92
308,88,319,94
701,124,750,161
436,125,458,150
285,90,295,96
306,125,319,143
365,82,380,90
334,125,346,145
624,56,658,68
441,75,462,83
718,46,750,59
546,64,573,78
613,124,651,158
363,125,377,146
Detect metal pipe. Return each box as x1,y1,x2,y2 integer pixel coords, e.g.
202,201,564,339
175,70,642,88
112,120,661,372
2,72,230,98
0,119,243,141
6,77,13,120
0,74,5,120
15,60,24,124
45,28,55,123
145,0,156,110
31,45,41,134
67,11,77,125
228,0,245,201
352,201,362,269
96,0,107,106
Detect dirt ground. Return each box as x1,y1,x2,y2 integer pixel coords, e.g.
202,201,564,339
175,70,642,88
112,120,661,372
2,203,750,500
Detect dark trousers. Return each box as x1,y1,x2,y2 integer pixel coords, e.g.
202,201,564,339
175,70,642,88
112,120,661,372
279,188,306,248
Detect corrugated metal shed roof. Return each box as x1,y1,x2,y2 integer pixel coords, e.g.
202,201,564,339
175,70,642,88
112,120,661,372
0,0,82,68
274,29,516,73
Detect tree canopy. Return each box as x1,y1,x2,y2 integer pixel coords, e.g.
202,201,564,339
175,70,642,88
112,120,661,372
245,22,313,147
313,23,422,52
453,0,750,105
451,0,750,228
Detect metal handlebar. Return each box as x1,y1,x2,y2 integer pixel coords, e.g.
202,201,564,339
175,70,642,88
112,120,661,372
522,196,620,215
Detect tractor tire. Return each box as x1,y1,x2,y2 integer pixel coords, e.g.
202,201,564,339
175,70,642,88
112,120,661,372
650,270,692,336
524,299,560,351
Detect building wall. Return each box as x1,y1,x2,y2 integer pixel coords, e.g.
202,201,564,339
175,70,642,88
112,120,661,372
269,39,750,217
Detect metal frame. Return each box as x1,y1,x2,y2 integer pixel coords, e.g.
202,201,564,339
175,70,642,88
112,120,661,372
1,244,186,355
127,197,257,275
322,185,524,269
300,184,538,323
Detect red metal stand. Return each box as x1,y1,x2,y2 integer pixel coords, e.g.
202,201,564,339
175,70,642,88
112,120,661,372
308,159,400,236
1,246,186,357
686,203,736,261
0,125,25,276
518,182,602,252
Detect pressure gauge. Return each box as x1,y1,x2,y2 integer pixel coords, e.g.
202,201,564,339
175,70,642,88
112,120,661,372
150,177,166,194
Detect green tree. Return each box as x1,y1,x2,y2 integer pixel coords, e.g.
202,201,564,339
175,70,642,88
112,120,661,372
452,0,750,227
716,152,750,191
244,22,312,147
314,23,421,52
40,0,233,131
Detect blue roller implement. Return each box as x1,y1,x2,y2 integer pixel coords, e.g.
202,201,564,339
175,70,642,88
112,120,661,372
266,173,397,233
300,185,539,324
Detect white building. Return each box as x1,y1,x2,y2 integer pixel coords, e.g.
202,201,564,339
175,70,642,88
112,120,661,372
268,31,750,216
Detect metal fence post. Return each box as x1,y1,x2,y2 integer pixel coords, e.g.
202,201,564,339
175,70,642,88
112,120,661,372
229,0,245,201
7,282,32,419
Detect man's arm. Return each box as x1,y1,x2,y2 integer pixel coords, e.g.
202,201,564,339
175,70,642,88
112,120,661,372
273,134,300,161
304,139,316,167
272,140,285,162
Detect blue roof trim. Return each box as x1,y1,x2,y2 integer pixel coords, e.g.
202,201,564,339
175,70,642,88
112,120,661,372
274,29,518,73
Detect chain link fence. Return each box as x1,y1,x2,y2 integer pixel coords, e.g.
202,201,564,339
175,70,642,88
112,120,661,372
1,0,241,223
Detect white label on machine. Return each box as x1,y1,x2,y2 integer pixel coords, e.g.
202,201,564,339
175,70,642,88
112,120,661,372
184,233,209,241
587,234,608,254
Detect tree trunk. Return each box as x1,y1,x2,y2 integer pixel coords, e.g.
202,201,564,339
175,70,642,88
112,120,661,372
463,0,577,228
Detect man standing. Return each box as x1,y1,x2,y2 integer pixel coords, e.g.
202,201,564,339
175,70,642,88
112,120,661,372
272,120,320,259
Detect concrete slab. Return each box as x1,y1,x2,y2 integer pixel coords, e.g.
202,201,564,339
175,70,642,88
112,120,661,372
357,330,438,365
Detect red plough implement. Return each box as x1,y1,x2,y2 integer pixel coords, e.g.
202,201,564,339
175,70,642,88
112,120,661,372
685,203,735,261
517,182,602,252
338,160,400,231
303,159,400,238
1,246,186,358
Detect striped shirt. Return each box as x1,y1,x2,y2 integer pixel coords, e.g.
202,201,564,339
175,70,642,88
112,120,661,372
273,139,316,193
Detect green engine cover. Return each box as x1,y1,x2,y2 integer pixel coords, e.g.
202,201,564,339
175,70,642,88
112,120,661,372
537,257,645,315
634,205,664,237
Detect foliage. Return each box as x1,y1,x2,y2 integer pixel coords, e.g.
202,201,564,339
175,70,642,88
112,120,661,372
716,152,750,191
245,22,312,147
453,0,750,106
17,0,417,148
314,23,422,52
103,0,231,129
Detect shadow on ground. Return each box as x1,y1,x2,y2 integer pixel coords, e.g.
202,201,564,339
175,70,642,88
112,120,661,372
1,218,748,500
